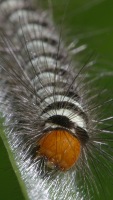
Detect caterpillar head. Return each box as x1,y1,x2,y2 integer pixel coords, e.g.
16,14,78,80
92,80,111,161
37,129,81,171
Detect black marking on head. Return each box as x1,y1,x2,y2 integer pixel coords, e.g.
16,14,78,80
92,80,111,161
76,126,89,144
46,115,74,129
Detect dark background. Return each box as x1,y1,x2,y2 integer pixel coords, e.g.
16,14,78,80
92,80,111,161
0,0,113,199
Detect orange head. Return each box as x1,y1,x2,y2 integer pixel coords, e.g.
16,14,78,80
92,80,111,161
37,129,81,171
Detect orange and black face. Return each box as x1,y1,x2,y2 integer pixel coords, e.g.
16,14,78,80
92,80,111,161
36,111,89,171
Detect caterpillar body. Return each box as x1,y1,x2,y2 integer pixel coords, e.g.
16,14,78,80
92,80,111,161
0,0,113,200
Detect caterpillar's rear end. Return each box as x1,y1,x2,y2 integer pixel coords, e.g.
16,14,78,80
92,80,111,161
0,0,113,200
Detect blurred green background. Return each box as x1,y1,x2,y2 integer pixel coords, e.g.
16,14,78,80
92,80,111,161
0,0,113,199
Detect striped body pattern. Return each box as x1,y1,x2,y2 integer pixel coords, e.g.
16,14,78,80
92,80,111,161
0,0,113,200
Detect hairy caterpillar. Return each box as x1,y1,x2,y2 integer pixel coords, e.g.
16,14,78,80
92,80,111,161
0,0,113,200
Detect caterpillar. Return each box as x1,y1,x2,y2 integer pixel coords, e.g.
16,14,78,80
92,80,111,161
0,0,113,200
